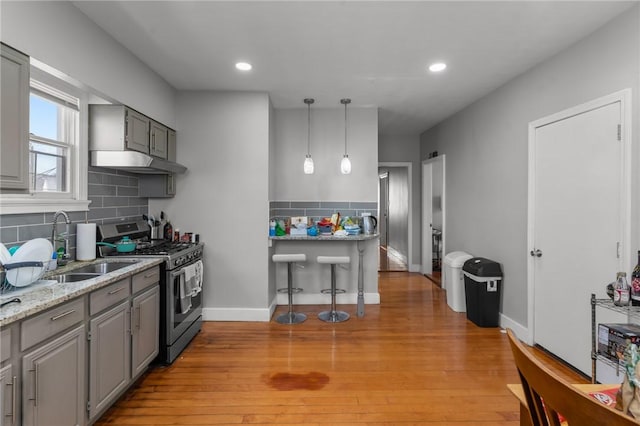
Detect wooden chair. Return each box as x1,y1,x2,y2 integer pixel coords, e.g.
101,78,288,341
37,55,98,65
507,329,638,426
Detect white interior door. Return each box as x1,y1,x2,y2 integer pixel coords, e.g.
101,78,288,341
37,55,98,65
530,98,627,376
422,162,433,275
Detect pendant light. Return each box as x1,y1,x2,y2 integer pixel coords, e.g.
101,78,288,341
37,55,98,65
303,98,315,174
340,98,352,174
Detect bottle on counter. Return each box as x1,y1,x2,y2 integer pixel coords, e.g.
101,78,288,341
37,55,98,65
269,220,276,237
614,271,630,306
163,220,173,241
632,251,640,306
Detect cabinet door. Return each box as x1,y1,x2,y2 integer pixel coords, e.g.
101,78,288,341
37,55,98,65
149,121,168,159
131,286,159,378
89,301,130,420
0,43,29,191
125,108,149,154
22,325,85,426
167,129,176,162
0,364,18,426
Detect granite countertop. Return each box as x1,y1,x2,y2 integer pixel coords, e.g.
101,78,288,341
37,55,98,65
270,233,379,241
0,257,163,326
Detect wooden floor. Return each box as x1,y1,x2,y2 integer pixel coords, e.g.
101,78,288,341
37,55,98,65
96,272,585,425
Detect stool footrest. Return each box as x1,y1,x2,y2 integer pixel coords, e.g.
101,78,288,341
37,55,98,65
277,287,303,293
320,288,345,294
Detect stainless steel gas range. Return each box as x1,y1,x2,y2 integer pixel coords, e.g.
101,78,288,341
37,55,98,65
97,220,204,364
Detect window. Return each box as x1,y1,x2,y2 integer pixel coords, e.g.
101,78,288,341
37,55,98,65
1,63,90,214
29,81,78,193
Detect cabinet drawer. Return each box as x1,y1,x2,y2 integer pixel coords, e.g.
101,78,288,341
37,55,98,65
21,298,85,351
1,327,10,362
90,278,131,315
132,266,160,294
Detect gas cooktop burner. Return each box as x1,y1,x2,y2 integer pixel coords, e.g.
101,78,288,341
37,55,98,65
105,241,197,256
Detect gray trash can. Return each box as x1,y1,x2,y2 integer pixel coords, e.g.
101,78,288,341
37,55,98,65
462,257,502,327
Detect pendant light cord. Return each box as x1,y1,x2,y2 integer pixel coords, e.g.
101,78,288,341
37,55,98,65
341,98,351,156
304,98,314,157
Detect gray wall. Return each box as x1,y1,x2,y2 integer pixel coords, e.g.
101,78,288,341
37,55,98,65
273,107,379,202
1,1,176,127
150,92,272,320
419,7,640,328
378,134,421,268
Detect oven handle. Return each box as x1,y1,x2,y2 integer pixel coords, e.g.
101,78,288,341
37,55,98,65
169,268,186,282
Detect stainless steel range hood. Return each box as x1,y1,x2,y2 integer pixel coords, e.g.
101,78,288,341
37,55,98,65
90,151,187,174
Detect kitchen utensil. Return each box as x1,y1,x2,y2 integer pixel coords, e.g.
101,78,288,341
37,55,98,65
361,214,378,235
96,236,137,253
0,297,21,308
5,238,52,287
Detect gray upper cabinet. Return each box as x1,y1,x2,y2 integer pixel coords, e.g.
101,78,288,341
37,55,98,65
125,108,150,154
0,43,30,191
150,120,168,159
90,105,149,154
90,105,177,160
167,129,177,162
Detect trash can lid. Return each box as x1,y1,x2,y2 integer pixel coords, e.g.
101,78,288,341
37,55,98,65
462,257,502,277
443,251,474,267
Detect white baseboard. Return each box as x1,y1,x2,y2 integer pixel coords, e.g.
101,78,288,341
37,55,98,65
202,292,381,322
276,292,380,305
202,307,273,322
499,313,529,342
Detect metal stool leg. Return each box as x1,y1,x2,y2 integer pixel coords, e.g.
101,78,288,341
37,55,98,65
318,264,350,323
276,262,306,324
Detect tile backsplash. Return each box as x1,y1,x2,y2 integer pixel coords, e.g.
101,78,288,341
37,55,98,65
270,200,378,223
0,166,148,257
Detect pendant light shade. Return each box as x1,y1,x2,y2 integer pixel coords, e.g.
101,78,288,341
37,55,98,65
340,98,352,174
303,98,314,174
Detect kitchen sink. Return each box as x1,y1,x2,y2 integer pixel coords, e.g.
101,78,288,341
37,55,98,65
67,260,138,275
51,273,102,283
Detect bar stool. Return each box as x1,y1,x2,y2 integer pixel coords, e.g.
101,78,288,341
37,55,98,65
317,256,350,323
273,254,307,324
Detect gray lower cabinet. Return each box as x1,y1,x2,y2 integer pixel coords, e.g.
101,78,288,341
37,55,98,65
131,286,160,378
0,364,17,426
22,325,86,426
0,43,30,191
88,301,130,420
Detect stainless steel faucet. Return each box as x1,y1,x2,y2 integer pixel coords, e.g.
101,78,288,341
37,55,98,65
51,210,71,264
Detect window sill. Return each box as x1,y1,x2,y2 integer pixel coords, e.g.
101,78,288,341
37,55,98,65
0,198,91,215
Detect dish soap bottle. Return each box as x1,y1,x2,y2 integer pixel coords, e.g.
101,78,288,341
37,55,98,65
614,271,630,306
632,251,640,306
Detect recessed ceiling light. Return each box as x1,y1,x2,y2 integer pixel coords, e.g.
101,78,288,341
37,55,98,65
429,62,447,72
235,62,252,71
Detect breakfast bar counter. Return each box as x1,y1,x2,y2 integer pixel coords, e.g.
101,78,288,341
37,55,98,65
270,234,379,316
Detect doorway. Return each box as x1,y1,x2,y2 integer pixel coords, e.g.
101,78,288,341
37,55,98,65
422,156,445,285
528,90,630,376
378,163,412,272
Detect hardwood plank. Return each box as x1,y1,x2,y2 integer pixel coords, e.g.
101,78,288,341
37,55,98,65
96,272,586,425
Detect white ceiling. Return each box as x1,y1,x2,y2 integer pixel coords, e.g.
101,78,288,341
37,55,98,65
72,1,634,136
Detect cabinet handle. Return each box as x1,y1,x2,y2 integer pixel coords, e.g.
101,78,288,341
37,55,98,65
108,287,125,295
136,306,141,330
28,366,38,406
5,375,16,423
144,272,156,279
152,133,155,150
50,309,76,321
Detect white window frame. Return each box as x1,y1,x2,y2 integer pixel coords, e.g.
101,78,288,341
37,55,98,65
1,65,90,214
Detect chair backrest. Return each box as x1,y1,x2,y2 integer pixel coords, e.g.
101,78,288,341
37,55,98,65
507,329,637,426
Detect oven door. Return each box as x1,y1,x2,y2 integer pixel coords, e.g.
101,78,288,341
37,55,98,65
167,260,202,345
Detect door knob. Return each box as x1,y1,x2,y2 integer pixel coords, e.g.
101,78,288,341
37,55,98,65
530,249,542,258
